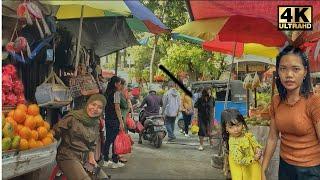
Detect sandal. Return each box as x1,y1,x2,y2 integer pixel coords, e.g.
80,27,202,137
119,157,127,163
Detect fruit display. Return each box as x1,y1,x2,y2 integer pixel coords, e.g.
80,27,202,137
2,104,54,152
245,116,270,126
2,64,26,106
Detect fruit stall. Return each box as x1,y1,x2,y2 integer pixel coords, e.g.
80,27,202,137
2,64,57,179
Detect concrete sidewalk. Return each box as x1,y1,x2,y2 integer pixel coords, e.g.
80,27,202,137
102,119,226,180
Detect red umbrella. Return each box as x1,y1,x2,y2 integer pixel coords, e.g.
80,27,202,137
174,15,288,47
187,0,320,25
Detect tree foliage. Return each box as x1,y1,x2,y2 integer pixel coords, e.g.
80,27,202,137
160,42,225,81
126,0,226,83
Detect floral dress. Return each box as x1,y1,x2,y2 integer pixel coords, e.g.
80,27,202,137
228,132,262,180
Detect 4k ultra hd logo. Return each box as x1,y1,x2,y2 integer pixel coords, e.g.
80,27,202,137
278,6,312,30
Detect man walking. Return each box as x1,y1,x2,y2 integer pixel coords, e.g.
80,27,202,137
162,81,180,141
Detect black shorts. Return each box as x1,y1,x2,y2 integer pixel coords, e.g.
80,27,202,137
279,157,320,180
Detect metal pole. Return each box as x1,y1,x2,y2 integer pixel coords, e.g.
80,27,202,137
246,65,250,117
115,51,119,76
74,5,84,76
224,42,237,109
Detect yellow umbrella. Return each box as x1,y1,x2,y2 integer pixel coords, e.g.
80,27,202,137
173,18,228,41
243,44,278,59
42,1,131,19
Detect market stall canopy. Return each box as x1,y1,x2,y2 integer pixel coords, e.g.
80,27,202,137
173,15,288,47
41,0,169,34
186,0,320,25
58,17,138,57
224,55,275,66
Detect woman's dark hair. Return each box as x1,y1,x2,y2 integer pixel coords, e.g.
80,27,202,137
221,109,248,150
106,76,121,97
275,45,312,101
201,88,210,99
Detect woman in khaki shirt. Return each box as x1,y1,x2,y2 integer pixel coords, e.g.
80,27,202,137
262,46,320,180
53,94,109,180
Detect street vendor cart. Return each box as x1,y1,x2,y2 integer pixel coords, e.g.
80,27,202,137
2,140,57,180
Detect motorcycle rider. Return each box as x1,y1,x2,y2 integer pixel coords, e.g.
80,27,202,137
138,86,162,144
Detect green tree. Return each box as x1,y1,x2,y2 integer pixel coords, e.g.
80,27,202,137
160,42,225,81
127,0,227,83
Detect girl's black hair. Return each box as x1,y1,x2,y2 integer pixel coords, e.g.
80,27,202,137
106,76,121,97
275,45,312,101
221,109,248,150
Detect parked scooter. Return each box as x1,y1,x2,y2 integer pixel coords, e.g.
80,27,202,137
138,109,166,148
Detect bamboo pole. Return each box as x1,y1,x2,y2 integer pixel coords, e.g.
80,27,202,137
224,42,237,109
74,5,84,76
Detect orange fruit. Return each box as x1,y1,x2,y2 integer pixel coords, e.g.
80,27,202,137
17,104,28,113
15,124,24,135
31,130,39,140
37,126,48,139
27,104,40,116
6,116,17,128
19,127,32,139
19,138,29,150
13,109,26,124
42,137,52,146
34,115,44,128
36,141,44,148
24,116,36,130
7,110,14,118
46,132,54,141
43,121,50,131
28,139,37,149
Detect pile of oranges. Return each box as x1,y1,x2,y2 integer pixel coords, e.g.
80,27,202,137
3,104,54,151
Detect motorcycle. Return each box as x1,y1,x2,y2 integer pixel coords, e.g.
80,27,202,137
138,109,167,148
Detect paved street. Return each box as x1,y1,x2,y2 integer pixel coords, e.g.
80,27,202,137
102,122,226,180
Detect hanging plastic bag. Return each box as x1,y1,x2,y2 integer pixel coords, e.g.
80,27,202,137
252,72,261,89
135,121,144,133
126,113,136,130
127,134,134,145
191,119,199,134
114,131,132,155
243,74,253,89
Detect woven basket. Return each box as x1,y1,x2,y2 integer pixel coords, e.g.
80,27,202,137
69,73,99,98
35,71,72,108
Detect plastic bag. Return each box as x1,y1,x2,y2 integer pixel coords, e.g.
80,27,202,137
191,124,199,135
252,72,261,89
127,134,134,145
211,119,221,136
135,121,144,133
243,74,253,89
114,131,132,155
126,113,136,130
191,119,199,134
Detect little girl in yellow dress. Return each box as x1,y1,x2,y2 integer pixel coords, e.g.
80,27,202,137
221,109,263,180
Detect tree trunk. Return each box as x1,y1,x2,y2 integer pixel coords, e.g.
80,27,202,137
149,1,166,84
149,35,159,84
217,56,226,80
